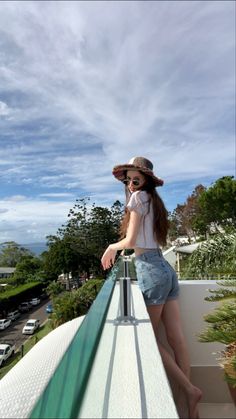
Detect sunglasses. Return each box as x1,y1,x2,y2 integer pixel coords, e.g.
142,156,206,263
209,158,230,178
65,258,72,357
122,178,141,186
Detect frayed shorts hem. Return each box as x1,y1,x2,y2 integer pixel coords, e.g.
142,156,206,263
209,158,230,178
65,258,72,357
144,294,179,306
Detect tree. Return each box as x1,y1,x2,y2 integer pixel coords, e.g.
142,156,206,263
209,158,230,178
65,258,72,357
168,211,180,242
12,256,43,285
50,279,104,328
169,185,205,241
46,281,64,298
0,241,33,267
62,198,123,277
193,176,236,235
182,231,236,279
42,198,124,282
43,235,81,281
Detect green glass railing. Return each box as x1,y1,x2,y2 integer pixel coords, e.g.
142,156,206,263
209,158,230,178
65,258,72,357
30,259,123,419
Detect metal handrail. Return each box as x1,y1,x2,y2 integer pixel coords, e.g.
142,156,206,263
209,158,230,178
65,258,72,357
117,255,135,323
29,259,121,419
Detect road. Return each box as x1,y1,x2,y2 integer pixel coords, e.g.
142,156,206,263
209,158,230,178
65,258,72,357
0,298,51,350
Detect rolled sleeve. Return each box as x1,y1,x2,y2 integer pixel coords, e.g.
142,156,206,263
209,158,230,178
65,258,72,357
127,191,149,215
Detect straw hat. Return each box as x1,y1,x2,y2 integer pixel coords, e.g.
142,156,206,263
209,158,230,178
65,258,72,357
112,156,164,187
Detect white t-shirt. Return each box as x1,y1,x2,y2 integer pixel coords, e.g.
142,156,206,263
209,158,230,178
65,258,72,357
126,190,158,248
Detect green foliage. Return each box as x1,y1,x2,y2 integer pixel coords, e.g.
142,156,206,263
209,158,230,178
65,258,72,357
50,279,104,328
205,280,236,302
42,235,80,282
182,231,236,278
46,281,64,298
193,176,236,235
199,280,236,387
199,302,236,345
169,176,235,241
12,256,43,285
0,241,33,267
43,198,124,281
168,184,206,240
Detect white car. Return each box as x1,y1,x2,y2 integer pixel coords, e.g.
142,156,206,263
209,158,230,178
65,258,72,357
7,310,21,321
0,343,15,367
22,319,40,335
0,319,11,330
30,297,41,306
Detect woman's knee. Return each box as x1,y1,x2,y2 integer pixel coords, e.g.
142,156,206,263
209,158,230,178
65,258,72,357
166,328,186,350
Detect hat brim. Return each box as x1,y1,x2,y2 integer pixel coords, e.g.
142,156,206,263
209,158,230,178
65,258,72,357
112,164,164,187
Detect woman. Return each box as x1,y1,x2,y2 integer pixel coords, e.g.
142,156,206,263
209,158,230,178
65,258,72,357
101,157,202,419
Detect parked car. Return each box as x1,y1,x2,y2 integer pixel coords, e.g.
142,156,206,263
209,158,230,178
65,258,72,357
30,297,40,306
7,310,21,321
0,319,11,330
46,303,53,313
18,302,32,313
22,319,40,335
0,343,15,367
40,292,48,300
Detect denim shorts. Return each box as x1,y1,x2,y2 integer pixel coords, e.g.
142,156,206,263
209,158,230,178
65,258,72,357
134,249,179,306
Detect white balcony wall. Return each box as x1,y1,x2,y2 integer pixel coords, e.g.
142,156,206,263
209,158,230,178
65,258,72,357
158,280,224,366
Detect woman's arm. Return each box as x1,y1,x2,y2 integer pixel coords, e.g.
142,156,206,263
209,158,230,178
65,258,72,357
101,210,142,270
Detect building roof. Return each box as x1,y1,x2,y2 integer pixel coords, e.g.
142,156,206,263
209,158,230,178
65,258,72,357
163,246,176,268
175,243,202,254
0,267,15,274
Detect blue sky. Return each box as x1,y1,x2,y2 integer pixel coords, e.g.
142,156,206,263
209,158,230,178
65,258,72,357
0,1,235,244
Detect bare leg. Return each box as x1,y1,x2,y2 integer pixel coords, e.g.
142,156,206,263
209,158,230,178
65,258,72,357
157,341,202,419
161,299,192,418
147,305,202,419
161,300,190,378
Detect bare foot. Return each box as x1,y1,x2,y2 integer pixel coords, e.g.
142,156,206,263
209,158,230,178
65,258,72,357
187,386,202,419
176,389,188,418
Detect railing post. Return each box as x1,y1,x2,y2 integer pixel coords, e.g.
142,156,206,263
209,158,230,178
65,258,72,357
117,256,135,323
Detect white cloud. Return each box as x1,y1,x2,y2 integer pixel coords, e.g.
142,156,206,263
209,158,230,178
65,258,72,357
0,196,74,243
0,101,11,116
0,1,234,242
39,193,75,198
4,195,27,202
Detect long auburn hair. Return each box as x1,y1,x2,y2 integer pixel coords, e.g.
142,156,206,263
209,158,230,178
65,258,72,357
119,173,169,247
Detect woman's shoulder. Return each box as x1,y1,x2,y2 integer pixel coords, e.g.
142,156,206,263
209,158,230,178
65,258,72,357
132,190,149,201
127,190,150,215
128,190,149,206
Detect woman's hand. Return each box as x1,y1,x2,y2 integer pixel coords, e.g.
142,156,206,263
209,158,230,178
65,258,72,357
101,245,117,270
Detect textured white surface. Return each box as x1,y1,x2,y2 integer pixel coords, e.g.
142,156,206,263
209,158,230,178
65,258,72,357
0,316,84,418
79,283,178,419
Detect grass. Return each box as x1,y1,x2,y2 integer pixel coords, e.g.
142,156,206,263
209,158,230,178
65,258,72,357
0,320,52,380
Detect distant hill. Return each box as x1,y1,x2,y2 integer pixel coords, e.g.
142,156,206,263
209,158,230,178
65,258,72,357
21,242,48,256
0,242,48,256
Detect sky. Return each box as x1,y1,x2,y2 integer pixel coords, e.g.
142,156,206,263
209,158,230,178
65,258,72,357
0,1,235,245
